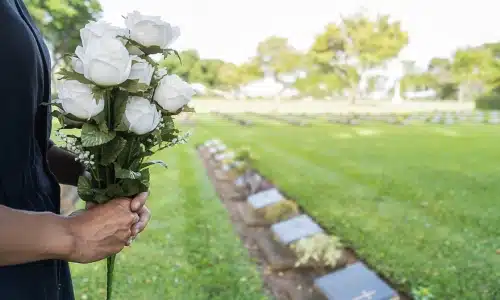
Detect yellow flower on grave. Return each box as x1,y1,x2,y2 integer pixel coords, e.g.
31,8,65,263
421,288,430,296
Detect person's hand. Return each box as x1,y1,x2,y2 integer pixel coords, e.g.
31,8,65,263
66,198,139,264
129,192,151,240
84,192,151,244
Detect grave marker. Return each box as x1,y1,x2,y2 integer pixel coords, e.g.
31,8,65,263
248,173,263,194
314,262,397,300
215,151,235,162
271,214,323,245
247,188,284,210
234,176,245,187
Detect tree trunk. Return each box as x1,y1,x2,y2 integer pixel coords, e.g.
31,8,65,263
348,85,357,104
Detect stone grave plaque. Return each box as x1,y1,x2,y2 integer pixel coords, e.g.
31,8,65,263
234,176,245,187
208,147,218,154
248,173,263,194
247,188,284,210
215,151,235,162
314,262,397,300
271,214,323,245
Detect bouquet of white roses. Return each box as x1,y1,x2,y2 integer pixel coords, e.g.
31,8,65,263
50,11,195,300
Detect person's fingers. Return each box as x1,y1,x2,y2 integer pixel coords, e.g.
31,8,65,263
127,212,140,226
131,192,148,212
132,206,151,236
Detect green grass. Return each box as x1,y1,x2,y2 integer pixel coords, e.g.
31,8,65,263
69,145,265,300
192,114,500,299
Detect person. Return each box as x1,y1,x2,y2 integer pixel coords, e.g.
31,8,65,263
0,0,151,299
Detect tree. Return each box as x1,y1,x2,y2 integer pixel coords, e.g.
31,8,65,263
217,63,242,91
26,0,102,70
309,13,409,103
238,59,264,85
451,47,493,101
424,57,458,99
160,49,200,81
294,72,346,98
254,36,305,93
188,59,225,88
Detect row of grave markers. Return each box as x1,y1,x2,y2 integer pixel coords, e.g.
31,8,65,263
213,110,500,127
327,110,500,125
212,111,254,126
203,139,400,300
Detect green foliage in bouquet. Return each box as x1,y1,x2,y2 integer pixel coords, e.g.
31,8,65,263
49,11,197,300
56,78,190,206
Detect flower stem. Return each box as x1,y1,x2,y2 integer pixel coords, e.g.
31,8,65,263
106,254,116,300
104,87,118,300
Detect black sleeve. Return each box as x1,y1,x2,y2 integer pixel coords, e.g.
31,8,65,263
0,13,37,178
48,139,55,150
47,146,86,186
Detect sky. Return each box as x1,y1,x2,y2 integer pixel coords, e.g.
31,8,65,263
100,0,500,71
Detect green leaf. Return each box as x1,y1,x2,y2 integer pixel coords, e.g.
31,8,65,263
93,192,110,204
123,37,162,55
41,102,64,110
143,45,163,55
114,163,141,179
113,90,129,130
92,111,108,133
160,117,179,141
58,68,94,85
91,86,107,103
140,168,150,188
182,105,196,113
107,179,147,198
58,114,85,129
163,48,182,64
120,79,150,93
140,160,168,170
77,175,94,202
116,139,142,167
81,124,116,147
101,137,127,165
51,110,63,119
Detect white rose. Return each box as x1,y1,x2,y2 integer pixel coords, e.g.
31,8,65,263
153,74,195,112
57,80,104,120
128,57,154,85
76,37,132,86
81,21,129,48
123,96,161,135
125,11,180,49
154,68,168,80
71,55,84,74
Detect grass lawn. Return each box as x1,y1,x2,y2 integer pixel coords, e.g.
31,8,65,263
68,144,266,300
193,114,500,299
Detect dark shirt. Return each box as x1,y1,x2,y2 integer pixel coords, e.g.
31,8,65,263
0,0,74,299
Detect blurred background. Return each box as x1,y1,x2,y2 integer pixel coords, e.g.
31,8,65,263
28,0,500,299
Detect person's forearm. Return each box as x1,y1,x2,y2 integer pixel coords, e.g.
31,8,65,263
0,205,73,266
47,145,85,186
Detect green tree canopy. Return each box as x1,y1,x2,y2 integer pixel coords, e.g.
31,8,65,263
188,59,225,87
160,49,201,81
254,36,305,87
451,47,493,101
308,13,409,103
26,0,102,68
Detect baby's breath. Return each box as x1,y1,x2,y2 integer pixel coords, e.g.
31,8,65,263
55,131,95,167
